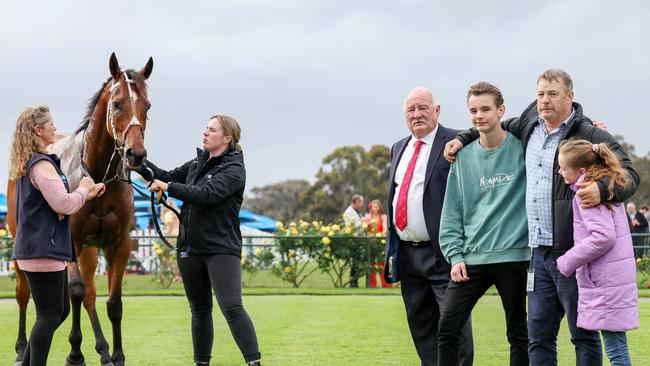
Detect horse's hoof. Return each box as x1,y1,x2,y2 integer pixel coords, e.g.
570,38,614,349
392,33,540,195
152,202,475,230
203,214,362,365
64,360,86,366
101,363,116,366
14,361,23,366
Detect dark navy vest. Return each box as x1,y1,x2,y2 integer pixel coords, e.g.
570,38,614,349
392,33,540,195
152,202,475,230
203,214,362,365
12,153,76,261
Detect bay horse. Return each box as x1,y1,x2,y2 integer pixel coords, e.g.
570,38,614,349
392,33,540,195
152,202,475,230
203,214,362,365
7,52,153,366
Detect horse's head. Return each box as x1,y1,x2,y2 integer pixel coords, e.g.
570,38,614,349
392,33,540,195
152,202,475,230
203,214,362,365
106,52,153,169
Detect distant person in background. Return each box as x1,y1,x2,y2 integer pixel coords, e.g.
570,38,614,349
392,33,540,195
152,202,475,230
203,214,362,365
627,201,649,258
342,194,364,288
161,198,180,237
342,194,364,227
640,205,650,222
364,199,390,288
627,202,649,233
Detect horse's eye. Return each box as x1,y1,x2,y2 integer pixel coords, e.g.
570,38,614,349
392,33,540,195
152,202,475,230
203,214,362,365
145,104,151,111
112,101,120,110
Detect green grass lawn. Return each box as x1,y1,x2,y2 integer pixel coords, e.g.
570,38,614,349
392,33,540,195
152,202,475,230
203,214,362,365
1,295,649,365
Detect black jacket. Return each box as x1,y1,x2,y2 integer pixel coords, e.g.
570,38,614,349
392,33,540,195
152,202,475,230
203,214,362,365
628,212,649,234
457,101,639,258
142,148,245,257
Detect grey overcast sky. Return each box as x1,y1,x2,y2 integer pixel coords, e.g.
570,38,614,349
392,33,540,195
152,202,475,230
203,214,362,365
1,0,649,194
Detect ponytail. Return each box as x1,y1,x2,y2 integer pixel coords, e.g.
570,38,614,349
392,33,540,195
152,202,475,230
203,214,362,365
558,139,629,209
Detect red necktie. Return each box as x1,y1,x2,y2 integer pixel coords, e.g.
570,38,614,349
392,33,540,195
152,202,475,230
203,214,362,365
395,140,425,231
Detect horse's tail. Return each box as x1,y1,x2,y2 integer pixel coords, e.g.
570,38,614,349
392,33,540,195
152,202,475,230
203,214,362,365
6,179,17,238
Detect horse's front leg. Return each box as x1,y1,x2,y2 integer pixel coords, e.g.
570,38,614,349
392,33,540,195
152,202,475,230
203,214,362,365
14,263,29,366
79,246,115,366
65,262,87,366
106,240,130,366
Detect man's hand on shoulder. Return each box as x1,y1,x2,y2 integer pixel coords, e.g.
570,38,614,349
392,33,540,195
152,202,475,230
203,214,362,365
593,120,608,131
575,181,601,208
444,139,464,163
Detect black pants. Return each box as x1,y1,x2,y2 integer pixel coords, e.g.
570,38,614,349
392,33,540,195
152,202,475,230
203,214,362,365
22,269,70,366
178,253,260,363
438,261,529,366
399,243,474,366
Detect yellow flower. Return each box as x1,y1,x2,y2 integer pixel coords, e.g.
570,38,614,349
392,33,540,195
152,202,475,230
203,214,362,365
254,248,262,256
289,222,297,228
361,223,368,229
345,227,353,234
290,229,299,236
311,221,320,228
276,221,285,229
322,226,331,232
300,221,309,230
153,243,161,250
381,239,386,244
288,249,297,258
375,232,384,237
328,231,335,236
637,258,642,264
9,262,15,270
283,266,293,273
241,258,247,265
331,224,341,231
322,237,331,245
325,246,332,253
155,247,163,255
0,229,6,236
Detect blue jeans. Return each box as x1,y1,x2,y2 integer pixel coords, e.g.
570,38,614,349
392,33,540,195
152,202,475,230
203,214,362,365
527,246,602,366
602,331,631,366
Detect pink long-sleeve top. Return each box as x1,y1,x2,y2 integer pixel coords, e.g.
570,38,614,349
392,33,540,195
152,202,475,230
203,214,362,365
16,164,89,272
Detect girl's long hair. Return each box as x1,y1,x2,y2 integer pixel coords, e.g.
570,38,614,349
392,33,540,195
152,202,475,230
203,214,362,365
9,105,51,179
558,139,629,209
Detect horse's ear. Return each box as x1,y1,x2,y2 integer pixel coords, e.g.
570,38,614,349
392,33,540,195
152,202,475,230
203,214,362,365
109,52,121,79
140,57,154,80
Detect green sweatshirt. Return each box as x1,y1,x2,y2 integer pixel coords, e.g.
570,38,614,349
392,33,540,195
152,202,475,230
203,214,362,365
439,132,529,266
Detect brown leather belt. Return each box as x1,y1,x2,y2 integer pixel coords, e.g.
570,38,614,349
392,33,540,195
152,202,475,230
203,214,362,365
401,240,430,247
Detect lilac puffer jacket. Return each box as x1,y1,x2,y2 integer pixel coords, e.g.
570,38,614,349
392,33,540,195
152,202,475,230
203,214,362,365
556,181,639,332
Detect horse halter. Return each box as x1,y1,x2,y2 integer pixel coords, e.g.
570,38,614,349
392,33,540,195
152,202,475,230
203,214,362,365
106,71,145,148
80,71,146,184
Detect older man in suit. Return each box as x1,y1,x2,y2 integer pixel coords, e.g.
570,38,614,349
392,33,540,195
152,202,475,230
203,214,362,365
384,87,473,366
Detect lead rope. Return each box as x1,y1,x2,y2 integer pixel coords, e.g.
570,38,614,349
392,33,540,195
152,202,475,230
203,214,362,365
127,167,180,251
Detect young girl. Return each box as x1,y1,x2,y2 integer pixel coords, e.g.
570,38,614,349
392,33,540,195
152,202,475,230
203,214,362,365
556,140,639,366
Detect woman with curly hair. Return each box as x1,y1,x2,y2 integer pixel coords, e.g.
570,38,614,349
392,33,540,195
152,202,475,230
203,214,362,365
10,105,104,365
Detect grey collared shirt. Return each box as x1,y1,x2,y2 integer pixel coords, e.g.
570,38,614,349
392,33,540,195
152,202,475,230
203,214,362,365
525,109,575,247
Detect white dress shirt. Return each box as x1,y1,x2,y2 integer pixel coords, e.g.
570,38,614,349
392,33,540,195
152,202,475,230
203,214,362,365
343,205,362,227
392,126,438,242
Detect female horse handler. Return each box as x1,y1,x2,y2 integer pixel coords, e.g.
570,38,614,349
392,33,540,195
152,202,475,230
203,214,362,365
10,105,104,366
142,115,261,366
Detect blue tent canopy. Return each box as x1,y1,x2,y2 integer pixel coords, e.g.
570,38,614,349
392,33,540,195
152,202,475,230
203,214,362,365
130,180,277,232
0,193,6,218
238,210,278,232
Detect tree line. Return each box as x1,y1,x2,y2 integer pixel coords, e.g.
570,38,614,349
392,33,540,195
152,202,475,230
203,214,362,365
243,145,390,224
